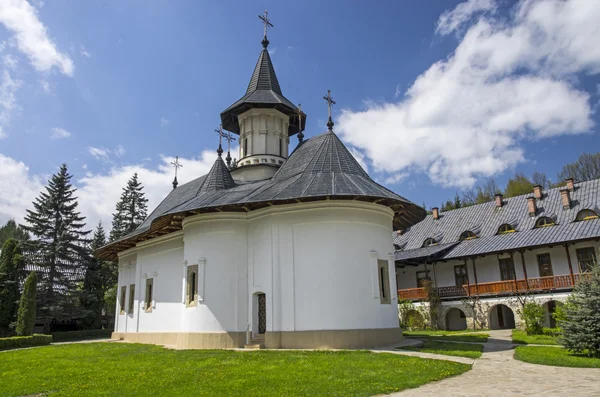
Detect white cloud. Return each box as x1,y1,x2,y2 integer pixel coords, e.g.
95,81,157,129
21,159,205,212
40,79,49,92
0,154,44,223
0,0,73,75
88,146,111,162
160,117,169,127
436,0,496,36
0,69,22,137
268,48,276,56
114,144,126,157
80,45,91,58
3,53,17,69
0,127,5,139
50,127,71,139
337,0,600,188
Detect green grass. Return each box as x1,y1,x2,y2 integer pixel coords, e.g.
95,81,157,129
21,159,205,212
512,330,559,345
514,346,600,368
0,343,471,397
398,340,483,359
403,330,489,343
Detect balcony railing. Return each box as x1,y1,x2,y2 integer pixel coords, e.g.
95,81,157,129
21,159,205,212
398,273,589,301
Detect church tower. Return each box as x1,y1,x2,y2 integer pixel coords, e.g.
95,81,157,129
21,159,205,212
220,11,306,182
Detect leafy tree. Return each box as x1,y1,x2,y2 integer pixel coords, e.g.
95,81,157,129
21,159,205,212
559,265,600,357
504,172,534,198
0,219,29,247
80,222,107,329
110,173,148,241
531,172,552,189
522,302,544,335
453,192,462,209
558,152,600,182
23,164,90,332
0,239,24,335
15,272,37,336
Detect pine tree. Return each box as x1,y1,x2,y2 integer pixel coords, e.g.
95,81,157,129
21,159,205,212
23,164,90,332
0,239,24,335
0,219,30,247
16,272,37,336
559,265,600,357
81,222,109,329
110,173,148,241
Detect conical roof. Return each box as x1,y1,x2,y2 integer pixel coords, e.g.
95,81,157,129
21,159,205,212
220,48,305,135
198,156,236,193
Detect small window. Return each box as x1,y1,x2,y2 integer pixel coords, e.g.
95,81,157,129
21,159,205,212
454,265,469,287
459,231,477,241
244,138,248,157
537,253,553,277
575,209,599,221
416,270,431,287
497,224,516,235
120,286,127,315
128,284,135,314
535,217,555,228
422,238,437,247
498,257,516,281
144,278,154,312
576,247,597,273
186,265,199,307
377,259,391,304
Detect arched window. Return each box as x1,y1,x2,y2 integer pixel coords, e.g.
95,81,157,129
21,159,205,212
576,209,599,221
459,231,477,241
535,217,555,228
497,224,516,235
422,238,438,247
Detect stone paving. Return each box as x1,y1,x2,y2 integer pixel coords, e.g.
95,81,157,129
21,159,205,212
385,330,600,397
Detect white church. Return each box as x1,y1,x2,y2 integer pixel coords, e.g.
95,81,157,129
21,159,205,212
96,14,425,349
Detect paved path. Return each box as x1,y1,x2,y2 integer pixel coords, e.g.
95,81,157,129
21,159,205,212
386,330,600,397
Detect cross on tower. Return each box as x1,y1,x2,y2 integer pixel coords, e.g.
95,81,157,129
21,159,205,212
323,90,336,131
170,156,183,189
215,124,226,156
223,130,235,168
258,10,273,48
297,103,305,143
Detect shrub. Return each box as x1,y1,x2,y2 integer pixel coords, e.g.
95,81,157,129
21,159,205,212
51,329,113,342
16,271,37,336
522,302,544,335
0,334,52,351
559,265,600,357
542,327,561,337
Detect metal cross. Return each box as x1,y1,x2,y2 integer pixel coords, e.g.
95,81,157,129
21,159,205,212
170,156,182,189
323,90,336,130
258,10,273,40
215,124,226,155
223,130,235,152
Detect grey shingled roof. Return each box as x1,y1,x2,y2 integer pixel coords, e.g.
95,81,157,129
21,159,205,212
394,179,600,263
220,48,302,135
394,242,459,264
98,130,426,259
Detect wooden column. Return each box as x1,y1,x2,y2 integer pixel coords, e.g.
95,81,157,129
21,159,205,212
564,244,575,286
471,257,478,294
519,250,528,289
510,252,518,291
464,258,471,296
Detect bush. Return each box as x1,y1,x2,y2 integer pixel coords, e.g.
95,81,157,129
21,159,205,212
51,329,113,342
542,327,561,337
16,271,37,336
522,302,544,335
0,334,52,351
560,265,600,357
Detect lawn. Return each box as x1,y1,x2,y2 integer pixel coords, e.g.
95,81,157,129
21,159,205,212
403,330,489,343
514,345,600,368
0,343,471,397
398,340,483,359
511,330,559,345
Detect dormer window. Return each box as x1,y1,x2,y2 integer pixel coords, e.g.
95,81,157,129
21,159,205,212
497,224,516,235
422,238,438,247
576,209,599,221
535,217,555,228
459,231,477,241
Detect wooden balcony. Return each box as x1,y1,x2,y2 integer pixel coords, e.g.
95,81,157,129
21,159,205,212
398,273,588,301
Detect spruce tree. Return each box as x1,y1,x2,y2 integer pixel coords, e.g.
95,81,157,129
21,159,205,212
110,173,148,241
560,265,600,357
16,272,37,336
0,239,24,335
23,164,90,332
81,222,108,329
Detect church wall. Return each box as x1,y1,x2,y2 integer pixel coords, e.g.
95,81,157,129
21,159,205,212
115,252,136,333
181,214,248,333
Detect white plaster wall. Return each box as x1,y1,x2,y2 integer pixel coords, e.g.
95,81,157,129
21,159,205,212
115,252,137,333
238,109,289,161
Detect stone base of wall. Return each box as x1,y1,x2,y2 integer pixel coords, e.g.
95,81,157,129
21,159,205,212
112,327,403,350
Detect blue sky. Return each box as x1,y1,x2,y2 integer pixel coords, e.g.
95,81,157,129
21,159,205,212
1,0,599,228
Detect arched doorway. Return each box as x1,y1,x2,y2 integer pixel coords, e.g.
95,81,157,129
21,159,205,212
489,304,515,330
542,300,563,328
252,292,266,337
445,308,467,331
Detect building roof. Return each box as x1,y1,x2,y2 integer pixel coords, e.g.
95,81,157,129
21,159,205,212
394,178,600,264
96,130,426,261
220,48,304,135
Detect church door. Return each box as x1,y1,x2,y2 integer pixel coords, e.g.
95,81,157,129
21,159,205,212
257,293,266,334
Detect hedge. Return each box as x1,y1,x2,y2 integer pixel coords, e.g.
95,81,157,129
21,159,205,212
0,334,52,351
51,329,113,342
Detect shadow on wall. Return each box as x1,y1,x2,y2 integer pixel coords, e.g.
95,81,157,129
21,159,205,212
488,304,515,330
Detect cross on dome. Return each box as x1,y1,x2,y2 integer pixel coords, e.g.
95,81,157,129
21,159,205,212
170,156,183,189
296,104,305,143
215,124,226,156
323,90,336,131
258,10,273,48
223,130,235,168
